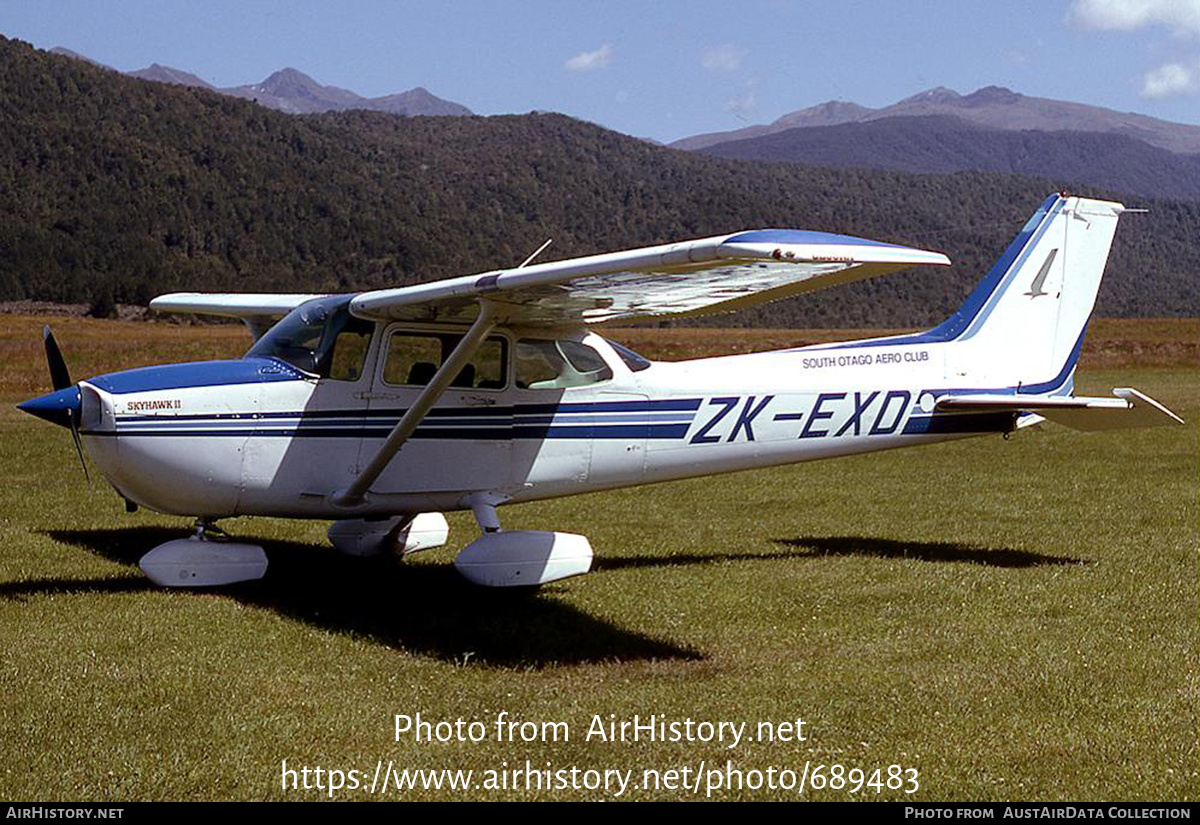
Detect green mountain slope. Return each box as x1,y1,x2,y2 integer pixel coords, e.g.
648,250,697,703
1,36,1196,327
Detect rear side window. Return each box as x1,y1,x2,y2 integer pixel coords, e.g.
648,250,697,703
382,331,507,390
516,339,613,389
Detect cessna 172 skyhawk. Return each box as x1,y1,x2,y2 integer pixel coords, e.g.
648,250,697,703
18,193,1182,588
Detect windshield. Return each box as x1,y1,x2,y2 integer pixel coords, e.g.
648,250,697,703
246,296,374,380
602,337,652,372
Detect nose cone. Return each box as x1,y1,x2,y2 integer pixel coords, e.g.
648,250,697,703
17,386,81,428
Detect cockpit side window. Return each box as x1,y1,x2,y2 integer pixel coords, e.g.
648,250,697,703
515,338,613,389
326,324,373,381
246,296,374,381
381,331,507,390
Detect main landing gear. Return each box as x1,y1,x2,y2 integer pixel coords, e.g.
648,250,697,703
452,494,594,587
137,501,595,589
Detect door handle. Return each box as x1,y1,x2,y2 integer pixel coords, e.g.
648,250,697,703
354,391,402,401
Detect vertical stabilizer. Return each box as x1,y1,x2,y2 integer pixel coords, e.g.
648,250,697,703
944,194,1124,393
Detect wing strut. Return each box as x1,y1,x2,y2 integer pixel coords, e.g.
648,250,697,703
332,301,496,506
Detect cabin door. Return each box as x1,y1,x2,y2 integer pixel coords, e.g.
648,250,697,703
361,324,512,495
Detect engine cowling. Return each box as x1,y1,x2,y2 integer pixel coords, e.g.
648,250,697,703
327,513,449,557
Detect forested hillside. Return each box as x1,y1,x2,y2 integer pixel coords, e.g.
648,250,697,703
1,36,1196,327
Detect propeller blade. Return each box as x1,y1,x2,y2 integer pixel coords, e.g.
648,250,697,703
37,326,89,484
42,326,72,391
67,409,92,485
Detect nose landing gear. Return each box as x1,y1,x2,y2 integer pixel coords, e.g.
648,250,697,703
138,518,268,587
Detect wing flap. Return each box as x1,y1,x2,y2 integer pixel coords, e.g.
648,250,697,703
349,230,950,326
936,388,1183,431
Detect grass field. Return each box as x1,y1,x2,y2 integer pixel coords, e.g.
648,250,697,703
0,315,1196,801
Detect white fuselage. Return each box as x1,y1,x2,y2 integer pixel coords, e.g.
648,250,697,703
76,324,1046,522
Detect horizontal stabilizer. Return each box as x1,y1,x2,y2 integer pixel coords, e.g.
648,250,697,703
936,388,1183,431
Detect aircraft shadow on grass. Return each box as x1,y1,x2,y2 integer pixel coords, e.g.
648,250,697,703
597,536,1085,571
4,530,1080,665
773,536,1087,568
5,527,705,668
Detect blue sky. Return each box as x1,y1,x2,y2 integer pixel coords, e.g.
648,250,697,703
2,0,1197,142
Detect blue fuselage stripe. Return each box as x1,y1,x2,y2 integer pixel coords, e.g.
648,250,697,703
95,423,693,440
105,397,704,441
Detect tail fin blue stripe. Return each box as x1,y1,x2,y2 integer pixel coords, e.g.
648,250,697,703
918,324,1087,400
956,196,1065,341
1018,323,1087,396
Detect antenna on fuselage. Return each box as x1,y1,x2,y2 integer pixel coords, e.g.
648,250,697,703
517,238,553,269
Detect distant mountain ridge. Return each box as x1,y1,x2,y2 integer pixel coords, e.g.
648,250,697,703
4,35,1196,329
698,114,1200,202
52,46,472,117
672,85,1199,155
48,46,112,69
127,63,214,90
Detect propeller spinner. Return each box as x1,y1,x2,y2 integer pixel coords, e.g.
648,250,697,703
16,327,90,482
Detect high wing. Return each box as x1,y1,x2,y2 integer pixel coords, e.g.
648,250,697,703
148,231,948,328
149,293,327,339
149,292,325,317
348,229,950,325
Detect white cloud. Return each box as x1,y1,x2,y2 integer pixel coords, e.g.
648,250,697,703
702,44,746,72
1070,0,1200,37
565,44,613,71
1141,61,1196,97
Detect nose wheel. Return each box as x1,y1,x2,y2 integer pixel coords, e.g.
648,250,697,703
138,519,268,587
192,518,229,541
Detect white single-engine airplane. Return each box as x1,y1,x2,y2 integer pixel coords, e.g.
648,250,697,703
18,193,1183,588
